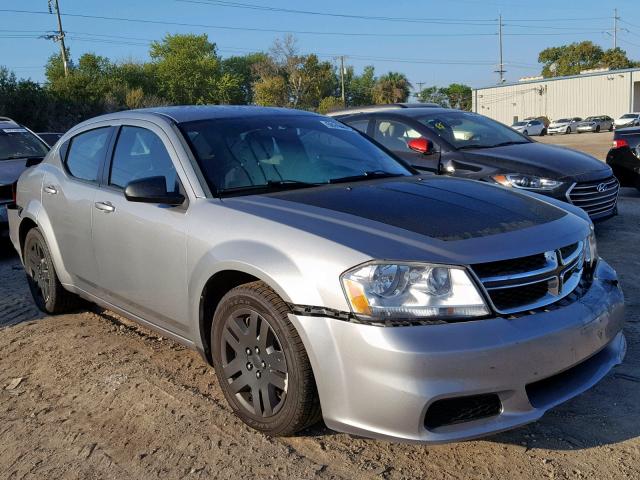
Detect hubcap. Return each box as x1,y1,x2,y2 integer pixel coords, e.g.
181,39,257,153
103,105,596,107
26,241,50,304
220,308,288,418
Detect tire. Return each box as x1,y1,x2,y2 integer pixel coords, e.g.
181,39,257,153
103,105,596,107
541,128,547,136
596,125,601,133
23,228,81,314
523,130,528,136
609,124,613,132
566,127,571,134
211,281,321,436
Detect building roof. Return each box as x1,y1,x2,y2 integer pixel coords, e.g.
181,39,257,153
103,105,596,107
474,67,640,91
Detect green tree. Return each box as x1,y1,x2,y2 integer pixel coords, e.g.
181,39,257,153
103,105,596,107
150,33,222,104
416,86,448,106
222,52,269,104
345,65,376,106
538,41,639,77
253,75,288,106
442,83,472,110
373,72,412,104
317,96,343,114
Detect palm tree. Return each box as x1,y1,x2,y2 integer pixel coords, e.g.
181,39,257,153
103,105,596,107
373,72,412,104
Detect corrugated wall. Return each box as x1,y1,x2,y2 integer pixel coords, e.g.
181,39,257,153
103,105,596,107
473,70,640,125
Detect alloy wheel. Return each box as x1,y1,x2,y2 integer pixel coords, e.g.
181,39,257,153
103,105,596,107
25,240,51,304
220,308,288,418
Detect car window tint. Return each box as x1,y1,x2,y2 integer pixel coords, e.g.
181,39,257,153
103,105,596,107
346,120,368,133
373,120,422,151
110,126,178,192
65,127,111,182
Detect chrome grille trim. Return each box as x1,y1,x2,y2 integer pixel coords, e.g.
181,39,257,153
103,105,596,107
566,176,619,217
471,241,585,315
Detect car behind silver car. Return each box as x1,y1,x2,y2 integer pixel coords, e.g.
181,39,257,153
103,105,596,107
8,106,625,443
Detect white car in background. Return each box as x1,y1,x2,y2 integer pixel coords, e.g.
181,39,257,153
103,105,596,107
548,117,582,135
511,119,546,136
614,113,640,129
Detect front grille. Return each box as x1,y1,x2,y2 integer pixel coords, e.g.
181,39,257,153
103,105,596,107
424,394,501,430
567,176,619,217
471,241,585,315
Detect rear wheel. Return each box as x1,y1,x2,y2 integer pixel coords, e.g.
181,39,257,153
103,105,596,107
609,124,613,132
23,228,81,314
523,130,528,136
541,128,547,136
211,281,321,436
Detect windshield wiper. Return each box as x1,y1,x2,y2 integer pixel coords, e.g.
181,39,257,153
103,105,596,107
329,170,405,184
217,179,323,197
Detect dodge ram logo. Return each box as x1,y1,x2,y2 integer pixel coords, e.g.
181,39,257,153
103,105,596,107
596,183,608,192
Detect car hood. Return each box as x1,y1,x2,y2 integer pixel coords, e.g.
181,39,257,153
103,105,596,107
0,159,28,186
460,141,610,180
220,177,589,265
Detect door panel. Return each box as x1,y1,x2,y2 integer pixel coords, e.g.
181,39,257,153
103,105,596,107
91,124,189,335
42,126,113,288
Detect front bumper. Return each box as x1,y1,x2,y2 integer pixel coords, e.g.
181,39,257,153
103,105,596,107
548,126,570,134
290,259,625,443
577,125,597,132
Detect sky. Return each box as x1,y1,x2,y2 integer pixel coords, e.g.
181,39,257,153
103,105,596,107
2,0,640,91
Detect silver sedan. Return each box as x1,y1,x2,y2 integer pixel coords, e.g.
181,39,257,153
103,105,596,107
8,106,625,443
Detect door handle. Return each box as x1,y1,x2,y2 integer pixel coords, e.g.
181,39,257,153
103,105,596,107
43,185,58,195
94,201,115,213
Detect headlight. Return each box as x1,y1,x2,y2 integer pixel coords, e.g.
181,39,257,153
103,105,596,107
492,173,563,191
585,225,598,269
341,262,489,320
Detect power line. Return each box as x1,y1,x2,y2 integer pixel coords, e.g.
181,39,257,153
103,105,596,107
0,9,615,39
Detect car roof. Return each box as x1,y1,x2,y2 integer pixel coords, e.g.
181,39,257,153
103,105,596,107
327,103,443,116
128,105,320,123
333,106,456,120
0,117,20,128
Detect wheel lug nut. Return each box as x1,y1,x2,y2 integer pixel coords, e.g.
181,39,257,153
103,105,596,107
245,348,251,355
254,346,260,354
246,362,253,370
256,371,261,379
261,361,266,368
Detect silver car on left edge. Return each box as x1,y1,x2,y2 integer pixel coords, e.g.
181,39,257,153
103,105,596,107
8,106,625,443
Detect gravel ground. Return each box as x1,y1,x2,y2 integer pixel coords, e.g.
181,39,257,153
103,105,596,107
1,134,639,480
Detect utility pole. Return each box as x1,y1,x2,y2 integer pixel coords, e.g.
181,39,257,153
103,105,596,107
47,0,69,76
613,8,619,49
340,56,346,107
495,14,506,84
415,81,425,100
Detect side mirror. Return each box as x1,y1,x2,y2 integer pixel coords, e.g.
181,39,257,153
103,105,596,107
407,138,433,155
124,176,185,206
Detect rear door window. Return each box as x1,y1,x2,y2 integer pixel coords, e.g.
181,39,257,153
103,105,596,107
65,127,111,183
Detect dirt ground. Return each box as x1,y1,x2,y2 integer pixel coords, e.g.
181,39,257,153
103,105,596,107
1,133,639,480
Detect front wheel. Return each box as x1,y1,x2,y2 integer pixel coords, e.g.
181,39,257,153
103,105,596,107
523,130,528,136
596,125,601,133
566,127,571,134
541,128,547,136
23,228,81,314
211,281,321,436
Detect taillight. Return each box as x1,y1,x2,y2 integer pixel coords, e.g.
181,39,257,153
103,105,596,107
613,138,629,148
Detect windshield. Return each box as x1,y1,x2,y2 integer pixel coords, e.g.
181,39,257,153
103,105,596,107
413,111,529,149
512,121,527,126
585,117,598,121
179,115,412,195
0,127,49,160
621,114,638,119
555,118,570,123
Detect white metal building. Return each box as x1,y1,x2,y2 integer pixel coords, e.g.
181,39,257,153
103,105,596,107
472,67,640,125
